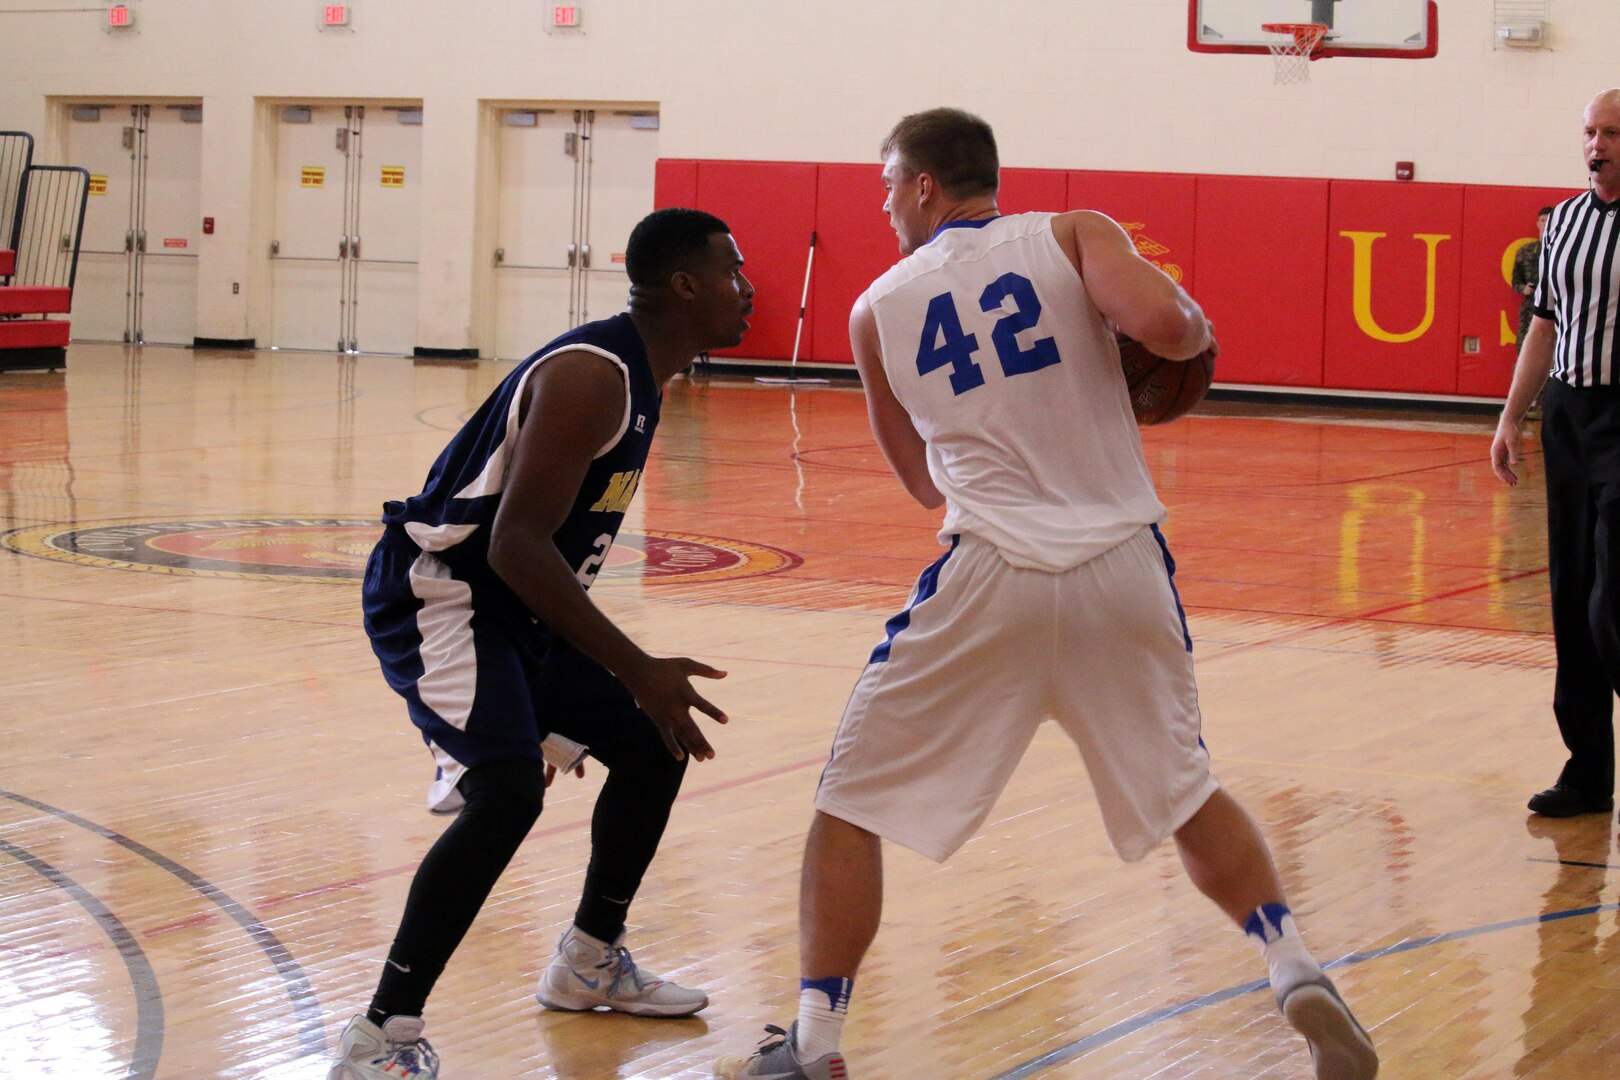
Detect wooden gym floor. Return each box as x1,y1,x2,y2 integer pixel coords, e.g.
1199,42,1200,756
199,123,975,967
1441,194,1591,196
1,343,1616,1079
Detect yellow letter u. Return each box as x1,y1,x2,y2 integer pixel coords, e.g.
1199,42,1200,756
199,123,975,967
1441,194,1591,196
1340,231,1451,343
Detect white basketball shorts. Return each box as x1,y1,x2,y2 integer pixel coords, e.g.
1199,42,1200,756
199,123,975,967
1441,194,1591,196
815,525,1218,863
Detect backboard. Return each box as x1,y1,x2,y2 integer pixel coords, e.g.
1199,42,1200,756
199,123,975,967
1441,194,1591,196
1188,0,1438,59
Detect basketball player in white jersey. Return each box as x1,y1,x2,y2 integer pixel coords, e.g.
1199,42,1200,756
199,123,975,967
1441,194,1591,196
715,109,1377,1080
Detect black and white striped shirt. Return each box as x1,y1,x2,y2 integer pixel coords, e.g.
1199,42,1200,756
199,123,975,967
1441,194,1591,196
1534,189,1620,387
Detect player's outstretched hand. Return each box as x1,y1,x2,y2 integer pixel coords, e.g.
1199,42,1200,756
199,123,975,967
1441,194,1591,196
623,655,729,761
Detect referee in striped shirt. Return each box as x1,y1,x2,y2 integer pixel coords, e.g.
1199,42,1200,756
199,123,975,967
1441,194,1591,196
1492,88,1620,819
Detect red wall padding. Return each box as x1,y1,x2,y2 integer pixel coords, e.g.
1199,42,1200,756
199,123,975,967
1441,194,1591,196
695,161,818,360
807,163,897,364
1067,171,1199,295
658,157,1582,397
999,168,1068,215
1326,181,1465,394
1194,175,1329,387
654,160,699,212
1456,184,1577,397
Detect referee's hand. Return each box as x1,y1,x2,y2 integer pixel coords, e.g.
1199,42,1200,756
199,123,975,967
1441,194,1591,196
1490,415,1523,486
622,655,730,761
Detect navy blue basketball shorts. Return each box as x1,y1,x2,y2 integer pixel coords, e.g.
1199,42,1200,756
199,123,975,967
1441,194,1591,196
363,526,650,813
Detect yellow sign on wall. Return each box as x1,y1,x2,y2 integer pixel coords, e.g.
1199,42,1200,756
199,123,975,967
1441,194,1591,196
380,165,405,188
88,175,108,196
300,166,325,188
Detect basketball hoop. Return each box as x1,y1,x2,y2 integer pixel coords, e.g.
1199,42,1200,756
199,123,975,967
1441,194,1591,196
1261,22,1327,84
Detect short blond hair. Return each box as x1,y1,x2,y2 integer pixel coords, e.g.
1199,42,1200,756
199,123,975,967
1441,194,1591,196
880,108,999,199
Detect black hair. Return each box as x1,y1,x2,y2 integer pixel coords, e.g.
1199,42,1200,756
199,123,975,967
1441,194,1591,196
1538,206,1555,217
880,107,999,199
625,208,732,287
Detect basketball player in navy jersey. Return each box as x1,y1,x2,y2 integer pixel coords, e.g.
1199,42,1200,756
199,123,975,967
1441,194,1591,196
330,208,753,1080
716,110,1377,1080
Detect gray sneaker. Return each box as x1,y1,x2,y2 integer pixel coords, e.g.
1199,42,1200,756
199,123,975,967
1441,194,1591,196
536,925,708,1017
1277,974,1379,1080
327,1014,439,1080
713,1023,849,1079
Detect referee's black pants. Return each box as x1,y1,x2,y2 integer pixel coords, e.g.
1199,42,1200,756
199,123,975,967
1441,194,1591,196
1541,378,1620,798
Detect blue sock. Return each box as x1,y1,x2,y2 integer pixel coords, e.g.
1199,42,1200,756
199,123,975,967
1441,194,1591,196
1244,901,1293,944
800,976,854,1010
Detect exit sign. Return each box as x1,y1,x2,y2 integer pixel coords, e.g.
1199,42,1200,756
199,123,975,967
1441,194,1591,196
324,5,350,26
553,5,580,27
107,5,132,28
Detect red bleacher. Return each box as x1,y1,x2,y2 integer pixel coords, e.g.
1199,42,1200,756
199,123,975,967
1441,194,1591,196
0,250,71,364
0,284,71,316
0,318,69,349
2,131,87,372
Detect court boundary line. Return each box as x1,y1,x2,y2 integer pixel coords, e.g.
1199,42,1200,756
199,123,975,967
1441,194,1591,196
0,832,165,1079
987,900,1620,1079
0,790,327,1059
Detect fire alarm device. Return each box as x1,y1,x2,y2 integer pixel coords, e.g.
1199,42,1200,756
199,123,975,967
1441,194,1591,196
202,217,215,235
1395,161,1415,181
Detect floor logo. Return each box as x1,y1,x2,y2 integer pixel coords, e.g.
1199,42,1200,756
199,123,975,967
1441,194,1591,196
0,518,801,585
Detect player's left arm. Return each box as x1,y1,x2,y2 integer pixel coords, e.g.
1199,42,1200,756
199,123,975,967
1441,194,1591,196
488,352,727,761
851,295,944,509
1056,211,1213,361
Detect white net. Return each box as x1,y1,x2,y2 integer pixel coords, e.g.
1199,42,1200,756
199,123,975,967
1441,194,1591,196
1264,23,1327,84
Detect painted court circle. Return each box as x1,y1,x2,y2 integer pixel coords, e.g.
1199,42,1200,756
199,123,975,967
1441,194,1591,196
0,517,802,585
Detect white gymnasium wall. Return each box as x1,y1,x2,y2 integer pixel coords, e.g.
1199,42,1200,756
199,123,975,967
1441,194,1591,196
0,0,1613,351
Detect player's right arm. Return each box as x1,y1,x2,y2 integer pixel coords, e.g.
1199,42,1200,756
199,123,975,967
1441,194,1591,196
487,351,727,761
1053,210,1214,361
1491,314,1555,486
850,294,945,509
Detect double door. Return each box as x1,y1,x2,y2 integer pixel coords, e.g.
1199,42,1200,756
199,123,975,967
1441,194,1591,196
270,104,421,354
70,104,201,344
492,109,658,359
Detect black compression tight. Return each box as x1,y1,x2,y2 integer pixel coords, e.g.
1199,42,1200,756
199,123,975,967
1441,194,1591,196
573,729,688,943
367,728,688,1023
368,757,545,1024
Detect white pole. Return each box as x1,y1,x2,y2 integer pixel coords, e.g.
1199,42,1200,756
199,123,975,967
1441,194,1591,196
788,231,816,370
757,230,829,385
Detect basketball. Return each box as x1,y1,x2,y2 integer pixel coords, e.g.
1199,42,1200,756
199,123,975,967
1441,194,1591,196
1117,336,1216,426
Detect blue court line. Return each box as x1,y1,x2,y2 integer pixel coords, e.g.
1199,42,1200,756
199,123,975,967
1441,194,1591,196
988,900,1620,1080
0,789,327,1058
0,833,164,1079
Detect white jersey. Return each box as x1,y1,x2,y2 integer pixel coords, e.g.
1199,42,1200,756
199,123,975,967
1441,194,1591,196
862,212,1166,572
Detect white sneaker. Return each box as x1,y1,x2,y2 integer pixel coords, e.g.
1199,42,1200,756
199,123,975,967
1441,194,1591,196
535,925,709,1018
328,1014,439,1079
1277,974,1379,1080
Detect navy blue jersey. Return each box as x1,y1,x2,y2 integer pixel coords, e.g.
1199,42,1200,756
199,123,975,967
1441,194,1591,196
382,312,660,596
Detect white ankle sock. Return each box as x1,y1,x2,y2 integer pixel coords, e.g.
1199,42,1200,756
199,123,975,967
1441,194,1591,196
795,977,853,1059
1245,903,1322,993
